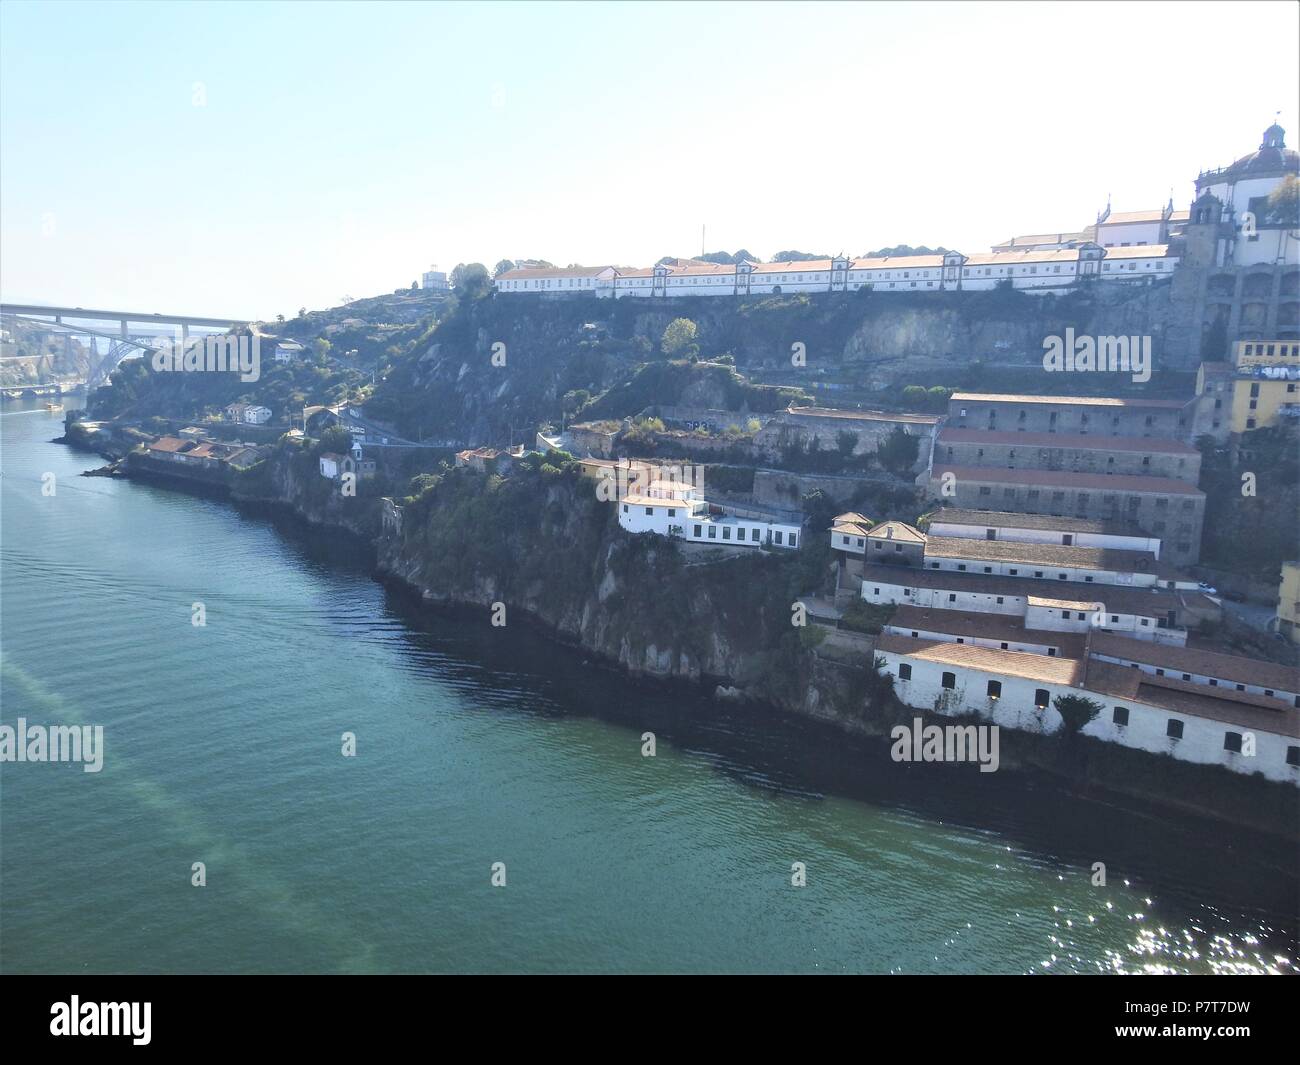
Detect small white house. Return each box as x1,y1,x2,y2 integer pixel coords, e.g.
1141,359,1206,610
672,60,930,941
319,452,345,480
275,341,304,363
616,480,802,549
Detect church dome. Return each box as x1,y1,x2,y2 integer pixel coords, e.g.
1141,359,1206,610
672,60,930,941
1197,123,1299,188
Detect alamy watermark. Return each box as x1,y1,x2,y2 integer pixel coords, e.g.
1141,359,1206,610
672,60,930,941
890,716,999,773
1042,327,1150,383
151,334,260,382
596,461,705,503
0,718,104,772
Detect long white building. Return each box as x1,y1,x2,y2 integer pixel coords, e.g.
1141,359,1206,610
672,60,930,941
616,478,802,550
495,244,1178,299
876,635,1300,785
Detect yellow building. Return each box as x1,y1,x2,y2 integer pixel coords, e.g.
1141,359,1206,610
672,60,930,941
1277,561,1300,646
1228,372,1300,432
1233,340,1300,368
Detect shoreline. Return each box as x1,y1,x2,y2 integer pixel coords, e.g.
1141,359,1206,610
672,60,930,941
57,423,1300,842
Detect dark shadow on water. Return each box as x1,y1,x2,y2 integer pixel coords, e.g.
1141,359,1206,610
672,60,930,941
153,481,1300,942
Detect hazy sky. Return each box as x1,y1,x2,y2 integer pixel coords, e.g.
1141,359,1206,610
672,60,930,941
1,0,1296,320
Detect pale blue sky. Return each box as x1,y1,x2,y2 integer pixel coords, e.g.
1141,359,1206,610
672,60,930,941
1,0,1296,320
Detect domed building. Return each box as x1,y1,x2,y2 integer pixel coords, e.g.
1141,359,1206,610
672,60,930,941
1193,121,1299,268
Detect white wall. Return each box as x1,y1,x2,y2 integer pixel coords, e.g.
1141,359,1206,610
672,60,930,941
617,500,800,549
921,555,1155,587
927,521,1163,560
879,649,1300,784
861,577,1168,642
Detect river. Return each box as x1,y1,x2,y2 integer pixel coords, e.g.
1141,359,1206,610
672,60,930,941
1,398,1295,974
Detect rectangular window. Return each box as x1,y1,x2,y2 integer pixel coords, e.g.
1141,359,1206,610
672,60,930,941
645,507,654,515
1223,732,1243,753
898,664,912,681
1034,689,1049,709
789,533,797,548
708,527,716,539
722,527,731,540
987,680,1002,700
694,524,702,537
1167,719,1184,740
941,672,956,690
1288,746,1300,767
752,529,760,542
773,531,783,545
1112,706,1129,726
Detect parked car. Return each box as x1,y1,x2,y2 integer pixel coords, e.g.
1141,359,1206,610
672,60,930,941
1197,581,1218,595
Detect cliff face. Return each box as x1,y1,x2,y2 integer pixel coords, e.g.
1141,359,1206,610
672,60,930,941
231,445,387,540
129,439,1296,838
375,467,821,687
362,282,1188,448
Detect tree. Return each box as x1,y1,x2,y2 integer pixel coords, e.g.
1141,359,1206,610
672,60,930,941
276,314,285,323
1053,694,1103,734
493,260,516,278
901,385,928,408
876,427,920,474
451,263,492,299
732,249,760,264
661,317,698,357
769,250,827,262
1264,174,1298,226
863,245,951,257
316,425,354,455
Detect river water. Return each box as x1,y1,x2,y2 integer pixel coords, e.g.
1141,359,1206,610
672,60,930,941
1,399,1296,974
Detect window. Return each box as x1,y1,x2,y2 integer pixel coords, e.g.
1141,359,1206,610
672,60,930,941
622,504,628,513
941,672,957,690
948,594,957,603
694,524,702,537
789,533,797,548
1166,719,1184,740
1223,732,1243,753
1112,706,1129,726
1288,746,1300,768
707,527,716,539
645,507,654,515
722,527,731,540
1034,689,1049,709
898,664,912,681
773,531,783,545
667,508,677,518
987,680,1002,700
752,529,760,542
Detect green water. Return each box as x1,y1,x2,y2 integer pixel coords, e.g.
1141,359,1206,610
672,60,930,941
1,401,1295,973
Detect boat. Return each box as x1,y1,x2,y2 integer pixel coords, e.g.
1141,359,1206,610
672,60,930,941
3,390,22,400
45,402,64,412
